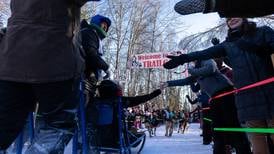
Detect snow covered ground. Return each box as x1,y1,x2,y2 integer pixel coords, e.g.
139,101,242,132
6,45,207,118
7,123,213,153
141,123,212,154
64,123,213,154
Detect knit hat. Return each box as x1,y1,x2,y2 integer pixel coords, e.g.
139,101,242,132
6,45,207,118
90,14,111,32
97,80,122,98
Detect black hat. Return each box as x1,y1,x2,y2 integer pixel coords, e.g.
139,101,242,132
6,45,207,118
97,80,120,98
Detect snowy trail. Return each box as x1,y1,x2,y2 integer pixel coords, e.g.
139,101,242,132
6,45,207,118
141,123,212,154
8,123,212,154
63,123,213,154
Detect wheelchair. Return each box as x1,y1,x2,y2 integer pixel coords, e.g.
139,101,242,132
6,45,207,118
88,97,146,154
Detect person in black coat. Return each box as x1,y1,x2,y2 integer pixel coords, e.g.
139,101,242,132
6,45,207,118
80,14,111,81
164,18,274,154
186,84,212,145
79,14,111,98
174,0,274,18
86,80,162,148
0,0,99,153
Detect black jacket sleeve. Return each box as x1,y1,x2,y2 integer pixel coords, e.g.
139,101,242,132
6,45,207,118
167,76,196,87
262,26,274,54
187,44,227,62
215,0,274,18
188,60,217,77
122,89,161,107
81,28,109,71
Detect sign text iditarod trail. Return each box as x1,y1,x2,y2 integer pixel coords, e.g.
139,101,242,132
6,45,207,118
128,51,184,69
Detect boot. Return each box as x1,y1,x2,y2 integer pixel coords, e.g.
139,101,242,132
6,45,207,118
25,128,73,154
25,114,76,154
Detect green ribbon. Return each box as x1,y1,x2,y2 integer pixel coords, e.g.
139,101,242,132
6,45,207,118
214,128,274,134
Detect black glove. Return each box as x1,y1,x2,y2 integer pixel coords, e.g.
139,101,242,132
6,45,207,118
163,54,189,69
211,37,220,45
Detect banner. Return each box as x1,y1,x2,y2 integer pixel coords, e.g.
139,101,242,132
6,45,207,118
128,51,185,69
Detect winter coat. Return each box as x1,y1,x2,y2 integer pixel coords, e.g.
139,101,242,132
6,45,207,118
0,0,87,83
185,26,274,122
167,59,233,97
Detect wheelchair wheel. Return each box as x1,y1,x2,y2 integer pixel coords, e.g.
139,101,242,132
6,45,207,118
129,132,146,154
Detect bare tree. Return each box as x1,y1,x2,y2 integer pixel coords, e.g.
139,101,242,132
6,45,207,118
0,1,10,27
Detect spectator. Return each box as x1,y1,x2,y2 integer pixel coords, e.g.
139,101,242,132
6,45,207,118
0,0,100,153
164,18,274,154
162,59,251,154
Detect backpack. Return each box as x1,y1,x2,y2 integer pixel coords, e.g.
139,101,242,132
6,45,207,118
92,98,115,126
87,98,119,147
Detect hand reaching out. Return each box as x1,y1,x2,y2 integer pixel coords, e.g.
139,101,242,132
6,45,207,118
163,54,189,69
160,82,168,90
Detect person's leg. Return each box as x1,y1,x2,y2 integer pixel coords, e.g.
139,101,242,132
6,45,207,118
169,121,174,136
154,127,157,136
0,81,35,150
165,121,169,136
178,122,181,133
267,118,274,154
210,98,226,154
26,79,79,154
222,95,251,154
246,120,269,154
202,120,212,144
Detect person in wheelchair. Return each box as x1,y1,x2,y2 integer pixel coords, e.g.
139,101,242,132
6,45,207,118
86,80,162,149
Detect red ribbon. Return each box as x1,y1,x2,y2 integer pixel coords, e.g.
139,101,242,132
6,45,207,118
202,77,274,110
209,77,274,102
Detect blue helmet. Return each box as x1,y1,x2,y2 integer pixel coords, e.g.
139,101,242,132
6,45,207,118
90,14,111,32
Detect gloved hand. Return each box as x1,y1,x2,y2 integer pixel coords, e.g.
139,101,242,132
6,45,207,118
211,37,220,45
159,82,168,90
103,70,110,79
163,54,189,69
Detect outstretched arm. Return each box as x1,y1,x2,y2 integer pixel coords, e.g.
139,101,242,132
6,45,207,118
188,60,217,77
166,76,196,87
174,0,274,18
122,89,161,107
164,44,227,69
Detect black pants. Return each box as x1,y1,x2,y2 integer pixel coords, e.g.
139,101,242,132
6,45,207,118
202,110,212,144
211,87,251,154
0,79,79,150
